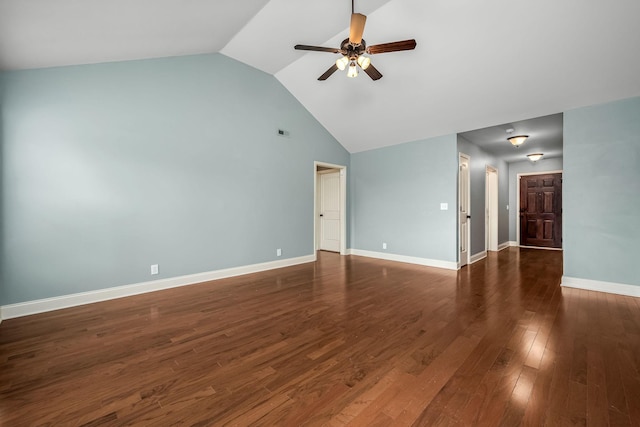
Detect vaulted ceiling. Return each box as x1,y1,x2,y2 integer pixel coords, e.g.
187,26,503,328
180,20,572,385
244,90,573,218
2,0,640,153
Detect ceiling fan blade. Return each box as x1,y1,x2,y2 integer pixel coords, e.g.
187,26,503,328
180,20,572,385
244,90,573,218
318,64,339,81
366,39,417,55
363,63,383,81
295,45,341,53
349,13,367,45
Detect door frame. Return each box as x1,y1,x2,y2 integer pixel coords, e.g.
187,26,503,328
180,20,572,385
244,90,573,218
516,169,563,247
458,153,471,268
485,165,499,252
314,161,347,257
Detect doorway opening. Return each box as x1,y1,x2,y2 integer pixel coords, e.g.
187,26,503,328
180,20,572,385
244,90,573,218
486,166,499,252
314,162,347,256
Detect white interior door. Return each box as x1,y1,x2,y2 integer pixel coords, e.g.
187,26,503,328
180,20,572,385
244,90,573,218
459,154,470,267
486,166,499,251
319,171,340,252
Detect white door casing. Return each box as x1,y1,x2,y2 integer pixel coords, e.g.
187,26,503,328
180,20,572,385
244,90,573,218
459,153,470,267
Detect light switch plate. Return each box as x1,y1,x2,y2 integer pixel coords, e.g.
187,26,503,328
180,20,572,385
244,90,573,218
440,203,448,210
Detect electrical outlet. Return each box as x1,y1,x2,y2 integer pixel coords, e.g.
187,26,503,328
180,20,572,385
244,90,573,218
382,243,387,250
276,248,282,257
150,264,159,275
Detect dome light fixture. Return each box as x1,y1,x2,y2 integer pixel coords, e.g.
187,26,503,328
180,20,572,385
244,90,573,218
506,128,528,147
508,135,529,147
527,153,544,162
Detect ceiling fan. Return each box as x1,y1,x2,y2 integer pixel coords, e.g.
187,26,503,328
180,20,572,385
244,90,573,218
294,0,416,81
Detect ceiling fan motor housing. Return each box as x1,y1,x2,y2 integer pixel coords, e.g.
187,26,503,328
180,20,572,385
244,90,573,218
340,38,366,60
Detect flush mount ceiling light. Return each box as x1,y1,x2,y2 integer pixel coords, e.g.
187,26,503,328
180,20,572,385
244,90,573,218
527,153,544,162
508,135,529,147
505,128,528,147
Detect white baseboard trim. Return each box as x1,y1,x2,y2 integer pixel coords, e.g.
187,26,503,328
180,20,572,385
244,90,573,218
0,255,316,321
520,245,563,251
349,249,458,271
498,241,516,251
470,251,487,264
561,276,640,298
509,241,518,247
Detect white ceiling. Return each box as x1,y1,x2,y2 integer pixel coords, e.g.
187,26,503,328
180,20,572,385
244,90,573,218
2,0,640,154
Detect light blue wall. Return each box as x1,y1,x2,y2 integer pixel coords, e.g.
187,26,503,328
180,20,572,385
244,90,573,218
351,134,458,262
0,53,349,305
507,157,564,242
457,136,509,257
564,96,640,286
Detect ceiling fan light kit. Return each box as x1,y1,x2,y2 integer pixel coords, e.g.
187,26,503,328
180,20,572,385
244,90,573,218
294,0,416,81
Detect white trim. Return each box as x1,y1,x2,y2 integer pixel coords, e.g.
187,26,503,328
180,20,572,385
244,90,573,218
561,276,640,298
349,249,458,270
485,165,499,252
519,245,563,251
516,170,563,246
498,242,511,251
508,241,518,247
0,255,315,320
314,161,347,256
470,251,487,264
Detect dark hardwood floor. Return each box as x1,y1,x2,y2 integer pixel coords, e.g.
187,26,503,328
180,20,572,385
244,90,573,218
1,248,640,426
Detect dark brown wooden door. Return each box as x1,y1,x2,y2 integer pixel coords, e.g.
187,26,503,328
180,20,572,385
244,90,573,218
520,173,562,248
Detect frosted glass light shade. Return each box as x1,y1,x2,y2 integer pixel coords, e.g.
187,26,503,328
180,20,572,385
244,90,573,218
357,55,371,70
347,62,358,78
336,56,349,71
508,135,528,146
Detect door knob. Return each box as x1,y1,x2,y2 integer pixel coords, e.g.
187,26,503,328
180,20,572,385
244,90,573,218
319,214,324,217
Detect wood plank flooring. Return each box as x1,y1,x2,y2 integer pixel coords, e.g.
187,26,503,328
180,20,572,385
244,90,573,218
1,248,640,426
